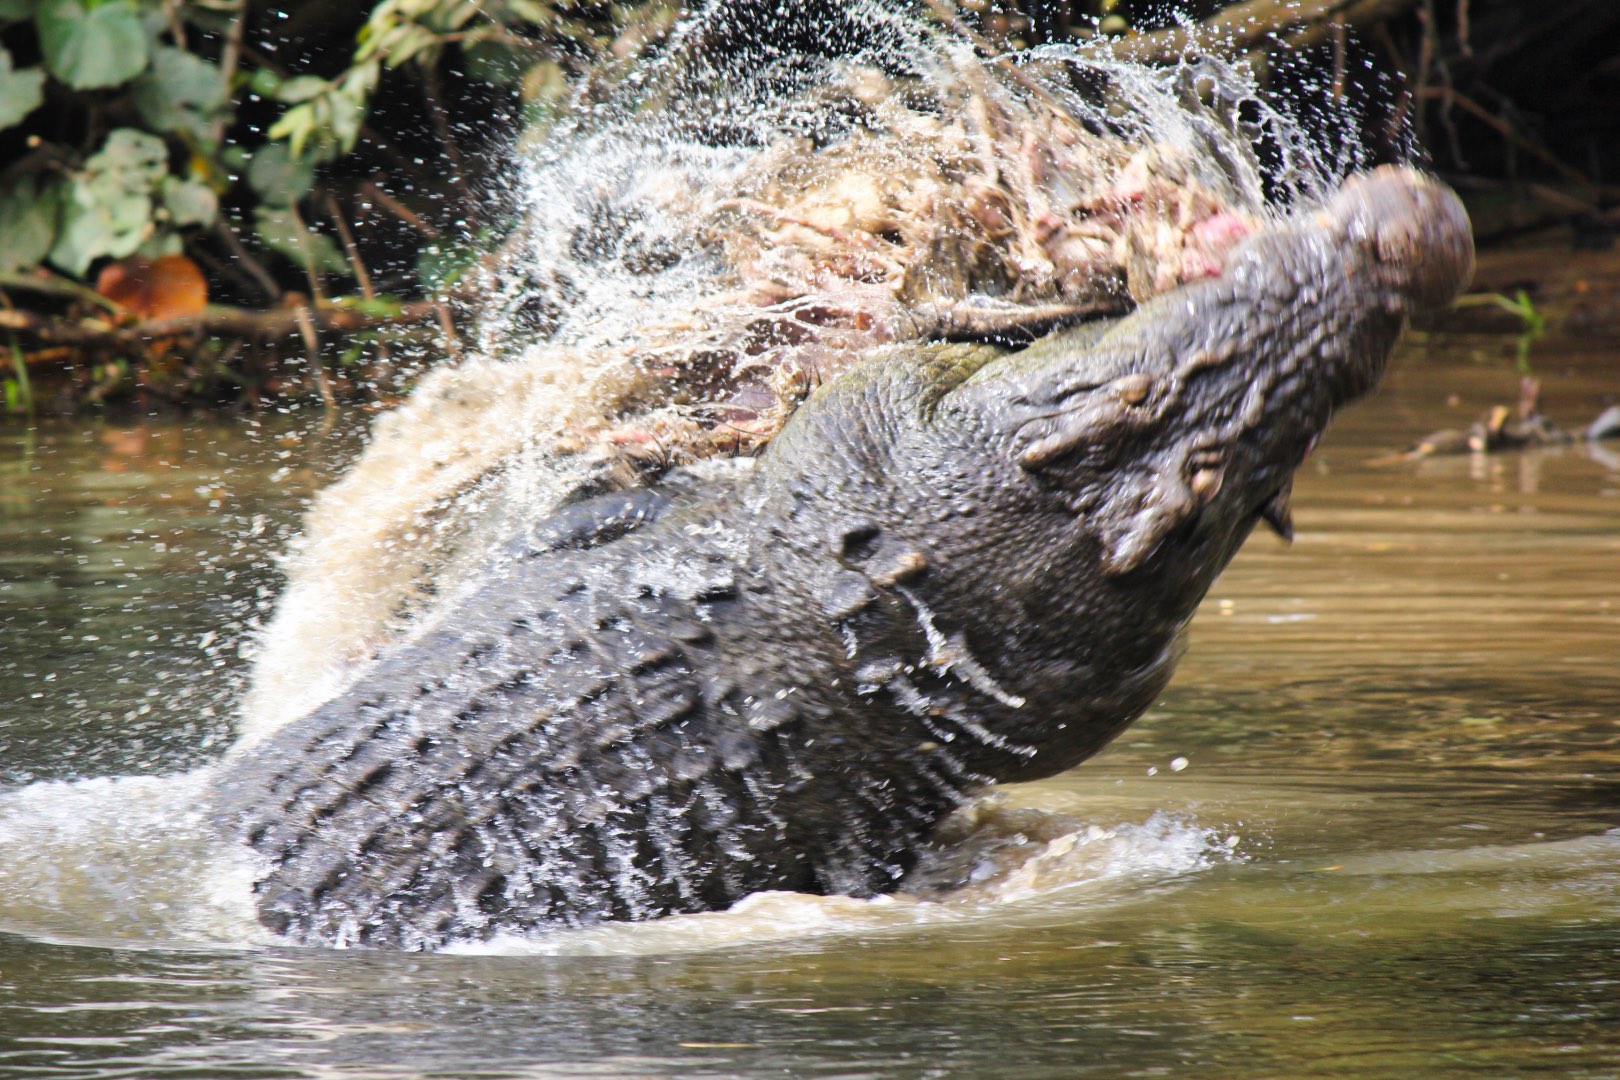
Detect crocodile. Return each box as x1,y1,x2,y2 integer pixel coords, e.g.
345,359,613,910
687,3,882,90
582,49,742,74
214,166,1473,949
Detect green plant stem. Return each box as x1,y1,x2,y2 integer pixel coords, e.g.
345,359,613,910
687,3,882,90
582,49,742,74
6,337,34,415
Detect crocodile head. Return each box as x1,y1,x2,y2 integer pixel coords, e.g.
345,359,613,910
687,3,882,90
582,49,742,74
986,166,1472,581
762,167,1473,779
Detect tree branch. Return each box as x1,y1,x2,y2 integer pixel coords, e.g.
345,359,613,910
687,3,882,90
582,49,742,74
0,300,441,351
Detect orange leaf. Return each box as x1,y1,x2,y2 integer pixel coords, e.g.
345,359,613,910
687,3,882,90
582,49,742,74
95,254,208,320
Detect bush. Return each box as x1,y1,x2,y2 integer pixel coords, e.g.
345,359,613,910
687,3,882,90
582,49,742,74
0,0,674,300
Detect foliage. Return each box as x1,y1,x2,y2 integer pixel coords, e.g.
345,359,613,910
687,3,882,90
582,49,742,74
1,0,227,282
35,0,150,89
1454,290,1546,374
4,337,33,414
0,42,44,127
264,0,660,159
0,0,672,312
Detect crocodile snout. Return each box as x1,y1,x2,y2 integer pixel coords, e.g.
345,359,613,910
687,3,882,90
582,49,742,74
1324,165,1475,312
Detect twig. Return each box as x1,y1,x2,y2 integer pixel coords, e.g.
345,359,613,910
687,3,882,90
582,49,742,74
213,219,282,302
325,192,375,300
291,301,336,410
420,62,466,186
187,239,265,299
1330,15,1347,101
285,201,327,305
1110,0,1418,64
1418,87,1594,190
361,181,439,238
434,301,461,364
161,0,186,49
917,0,1062,108
0,269,122,312
211,0,249,148
0,300,440,348
1372,17,1411,72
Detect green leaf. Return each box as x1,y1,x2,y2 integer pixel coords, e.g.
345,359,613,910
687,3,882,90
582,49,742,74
35,0,148,90
133,45,226,140
269,62,377,159
160,175,217,227
0,178,60,273
328,61,379,150
254,205,347,276
274,75,330,104
0,0,36,23
51,184,150,275
85,128,169,195
504,0,561,24
137,231,182,259
0,45,45,128
246,142,316,202
371,23,440,68
248,67,282,97
416,239,472,291
460,38,528,87
267,101,316,157
331,294,405,318
46,128,168,275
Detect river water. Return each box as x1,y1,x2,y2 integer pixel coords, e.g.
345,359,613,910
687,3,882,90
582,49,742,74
1,328,1616,1077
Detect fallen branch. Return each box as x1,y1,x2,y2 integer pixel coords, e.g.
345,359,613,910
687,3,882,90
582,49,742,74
0,299,442,351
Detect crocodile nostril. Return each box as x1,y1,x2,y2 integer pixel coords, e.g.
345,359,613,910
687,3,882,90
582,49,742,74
837,523,882,560
1331,166,1475,311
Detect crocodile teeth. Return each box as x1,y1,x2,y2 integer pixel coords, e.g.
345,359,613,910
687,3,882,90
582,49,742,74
1259,482,1294,541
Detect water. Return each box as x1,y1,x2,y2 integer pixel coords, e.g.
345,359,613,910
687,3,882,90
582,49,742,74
3,3,1618,1071
2,334,1617,1077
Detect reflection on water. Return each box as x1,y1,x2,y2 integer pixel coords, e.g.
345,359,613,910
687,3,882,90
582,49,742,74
0,418,355,784
1,337,1618,1077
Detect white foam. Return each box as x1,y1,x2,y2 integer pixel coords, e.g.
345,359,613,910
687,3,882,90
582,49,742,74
449,810,1231,957
0,769,267,950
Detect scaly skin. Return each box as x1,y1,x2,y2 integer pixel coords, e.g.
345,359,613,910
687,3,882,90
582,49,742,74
214,167,1473,950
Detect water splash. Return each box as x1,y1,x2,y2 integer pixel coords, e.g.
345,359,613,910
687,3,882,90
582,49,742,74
0,769,266,949
0,1,1404,953
238,0,1380,746
0,763,1230,953
449,807,1234,957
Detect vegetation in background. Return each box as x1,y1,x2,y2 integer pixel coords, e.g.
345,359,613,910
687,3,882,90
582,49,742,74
1453,290,1546,373
0,0,1613,413
0,0,676,411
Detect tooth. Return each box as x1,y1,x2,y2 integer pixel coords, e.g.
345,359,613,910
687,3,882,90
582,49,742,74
1259,482,1294,541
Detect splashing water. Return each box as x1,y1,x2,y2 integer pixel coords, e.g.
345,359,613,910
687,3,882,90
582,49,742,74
237,0,1384,745
450,808,1235,957
1,0,1399,953
0,765,1232,953
0,771,267,949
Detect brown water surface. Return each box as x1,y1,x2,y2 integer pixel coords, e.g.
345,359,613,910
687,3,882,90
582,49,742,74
0,335,1616,1078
